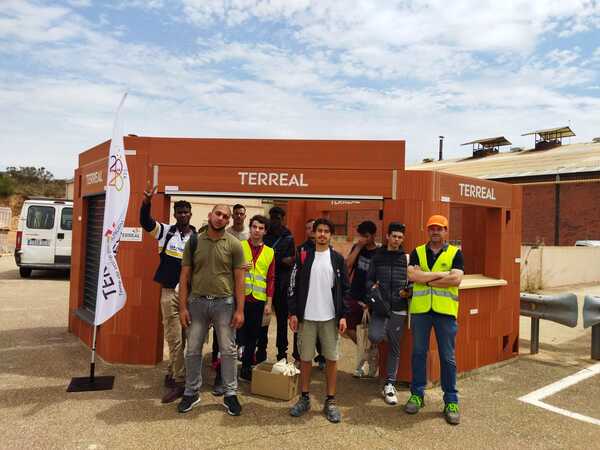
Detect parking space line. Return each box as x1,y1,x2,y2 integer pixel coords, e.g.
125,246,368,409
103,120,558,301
519,362,600,426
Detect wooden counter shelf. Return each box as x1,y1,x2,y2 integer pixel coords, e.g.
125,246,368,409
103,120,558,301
459,274,507,290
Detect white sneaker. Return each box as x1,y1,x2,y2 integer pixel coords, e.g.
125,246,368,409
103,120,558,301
353,367,365,378
382,383,398,405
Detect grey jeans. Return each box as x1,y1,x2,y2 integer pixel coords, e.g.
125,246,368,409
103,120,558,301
368,312,407,385
184,296,237,397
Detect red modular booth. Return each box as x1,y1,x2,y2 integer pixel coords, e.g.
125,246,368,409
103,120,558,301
69,136,522,383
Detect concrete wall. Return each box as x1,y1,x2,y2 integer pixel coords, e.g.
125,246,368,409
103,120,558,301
521,245,600,290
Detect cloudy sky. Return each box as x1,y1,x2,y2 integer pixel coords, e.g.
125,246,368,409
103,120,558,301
2,0,600,179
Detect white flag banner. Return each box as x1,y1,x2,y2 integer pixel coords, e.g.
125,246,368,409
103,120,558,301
94,93,130,325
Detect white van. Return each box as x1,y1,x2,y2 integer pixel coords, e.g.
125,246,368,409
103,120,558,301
14,198,73,277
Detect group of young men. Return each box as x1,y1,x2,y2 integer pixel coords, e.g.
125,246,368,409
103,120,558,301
140,189,464,425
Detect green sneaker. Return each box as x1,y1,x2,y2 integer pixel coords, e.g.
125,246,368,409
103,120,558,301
444,402,460,425
404,394,424,414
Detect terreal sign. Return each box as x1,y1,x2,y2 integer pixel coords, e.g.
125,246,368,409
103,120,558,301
158,166,393,199
238,171,309,187
439,175,512,208
458,183,496,200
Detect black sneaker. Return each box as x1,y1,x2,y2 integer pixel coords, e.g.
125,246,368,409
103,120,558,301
239,367,252,383
177,394,201,413
290,395,311,417
323,398,341,423
223,395,242,416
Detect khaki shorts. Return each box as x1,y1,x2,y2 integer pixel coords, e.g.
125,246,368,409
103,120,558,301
298,319,340,362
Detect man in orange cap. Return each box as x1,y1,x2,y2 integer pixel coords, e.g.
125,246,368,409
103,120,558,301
404,214,464,425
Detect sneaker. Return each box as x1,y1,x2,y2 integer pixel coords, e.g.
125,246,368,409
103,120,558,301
382,383,398,405
353,367,366,378
177,394,201,413
444,402,460,425
404,394,424,414
223,395,242,416
323,398,341,423
161,383,184,404
239,367,252,383
290,395,311,417
353,358,368,378
212,370,225,397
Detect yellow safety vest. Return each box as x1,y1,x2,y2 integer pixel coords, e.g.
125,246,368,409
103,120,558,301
410,244,460,318
241,240,274,302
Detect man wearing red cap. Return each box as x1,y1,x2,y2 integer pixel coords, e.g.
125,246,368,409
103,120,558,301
404,214,464,425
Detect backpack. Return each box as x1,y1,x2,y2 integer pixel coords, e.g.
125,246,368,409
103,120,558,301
159,225,178,256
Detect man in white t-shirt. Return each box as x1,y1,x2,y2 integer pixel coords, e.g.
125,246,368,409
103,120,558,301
287,218,350,423
226,204,250,241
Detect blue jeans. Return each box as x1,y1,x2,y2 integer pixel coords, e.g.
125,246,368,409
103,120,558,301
368,312,407,385
410,311,458,404
184,296,237,397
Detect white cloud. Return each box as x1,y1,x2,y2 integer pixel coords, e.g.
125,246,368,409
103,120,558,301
2,0,600,178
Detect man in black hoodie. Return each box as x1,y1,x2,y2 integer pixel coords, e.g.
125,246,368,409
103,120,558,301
288,218,350,423
293,218,326,369
257,206,295,362
140,185,195,403
365,222,410,406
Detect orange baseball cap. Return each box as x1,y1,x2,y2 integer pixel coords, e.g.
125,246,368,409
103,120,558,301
426,214,448,228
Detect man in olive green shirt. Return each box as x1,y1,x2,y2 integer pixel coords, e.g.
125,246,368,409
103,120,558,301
177,204,246,416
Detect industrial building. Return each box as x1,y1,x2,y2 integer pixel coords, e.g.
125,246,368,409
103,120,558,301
410,127,600,245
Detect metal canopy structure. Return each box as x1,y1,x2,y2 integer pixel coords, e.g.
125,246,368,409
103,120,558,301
522,126,575,149
461,136,512,157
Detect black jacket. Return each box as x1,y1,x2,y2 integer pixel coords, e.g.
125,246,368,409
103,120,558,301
287,246,350,323
264,225,295,294
366,247,410,313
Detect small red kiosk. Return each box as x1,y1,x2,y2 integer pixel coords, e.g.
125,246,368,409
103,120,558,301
69,136,521,383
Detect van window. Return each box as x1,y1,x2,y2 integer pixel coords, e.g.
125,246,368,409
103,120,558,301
26,205,55,229
61,207,73,230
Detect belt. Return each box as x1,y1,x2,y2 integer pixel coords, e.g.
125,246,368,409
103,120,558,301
196,295,233,301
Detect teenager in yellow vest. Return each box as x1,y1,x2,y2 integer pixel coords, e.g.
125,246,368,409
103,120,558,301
238,215,275,382
404,215,464,425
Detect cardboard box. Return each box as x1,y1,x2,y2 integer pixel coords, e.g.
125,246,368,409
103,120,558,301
251,362,299,400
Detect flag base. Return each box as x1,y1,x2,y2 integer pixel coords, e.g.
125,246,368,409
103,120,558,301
67,376,114,392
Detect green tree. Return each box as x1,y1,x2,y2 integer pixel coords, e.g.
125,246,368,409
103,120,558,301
0,174,14,197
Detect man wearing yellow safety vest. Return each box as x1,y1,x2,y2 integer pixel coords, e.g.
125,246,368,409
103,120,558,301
404,214,464,425
238,215,275,382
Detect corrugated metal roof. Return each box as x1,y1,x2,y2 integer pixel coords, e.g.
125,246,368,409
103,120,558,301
461,136,512,147
408,141,600,179
521,125,575,138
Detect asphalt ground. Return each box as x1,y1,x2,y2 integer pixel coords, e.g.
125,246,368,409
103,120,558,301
0,256,598,449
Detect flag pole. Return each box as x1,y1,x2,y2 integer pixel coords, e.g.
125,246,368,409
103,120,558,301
90,325,98,381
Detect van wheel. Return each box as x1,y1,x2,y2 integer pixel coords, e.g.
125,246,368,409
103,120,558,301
19,267,32,278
